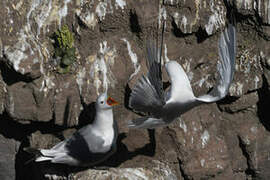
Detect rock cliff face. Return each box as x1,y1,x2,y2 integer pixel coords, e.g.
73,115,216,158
0,0,270,179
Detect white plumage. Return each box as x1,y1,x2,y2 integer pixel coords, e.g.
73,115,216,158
34,93,119,166
128,24,236,129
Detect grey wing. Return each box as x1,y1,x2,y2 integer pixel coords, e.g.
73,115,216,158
128,116,167,129
67,125,106,154
37,125,109,166
146,40,164,100
53,126,108,165
196,23,236,103
129,41,165,114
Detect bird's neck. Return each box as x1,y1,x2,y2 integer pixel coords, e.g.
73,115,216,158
93,108,114,131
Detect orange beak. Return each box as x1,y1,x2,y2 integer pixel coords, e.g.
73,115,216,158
106,97,119,106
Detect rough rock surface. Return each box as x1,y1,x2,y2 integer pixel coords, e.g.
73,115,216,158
0,134,19,180
0,0,270,179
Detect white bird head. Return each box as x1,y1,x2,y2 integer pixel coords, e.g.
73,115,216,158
96,93,119,110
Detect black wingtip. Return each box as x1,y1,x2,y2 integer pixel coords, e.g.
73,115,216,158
223,0,236,26
23,147,42,165
159,20,165,65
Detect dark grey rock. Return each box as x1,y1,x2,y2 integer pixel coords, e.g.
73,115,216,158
0,134,20,180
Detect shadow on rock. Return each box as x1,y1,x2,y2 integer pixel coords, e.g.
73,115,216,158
16,147,72,180
0,112,66,142
124,84,132,111
103,129,156,167
0,61,34,85
0,112,32,141
78,101,96,128
257,74,270,131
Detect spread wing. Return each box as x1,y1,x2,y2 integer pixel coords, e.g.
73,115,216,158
129,41,165,115
196,23,236,102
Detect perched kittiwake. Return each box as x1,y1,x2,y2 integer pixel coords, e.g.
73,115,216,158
33,93,119,166
128,23,236,129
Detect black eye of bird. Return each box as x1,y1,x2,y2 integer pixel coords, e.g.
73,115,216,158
100,101,104,104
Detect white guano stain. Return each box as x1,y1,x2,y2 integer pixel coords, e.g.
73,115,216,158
6,0,48,78
80,161,177,179
24,0,71,69
200,159,205,167
257,0,262,16
158,6,167,28
27,0,41,29
7,0,75,95
205,0,225,35
201,130,210,148
243,0,253,9
181,15,188,33
179,118,187,133
251,126,257,133
9,93,15,117
229,82,243,96
194,74,211,88
121,38,141,81
121,168,149,179
254,75,260,89
173,12,180,26
35,0,52,35
96,1,107,20
90,41,117,95
244,137,250,145
267,0,270,24
76,67,86,94
80,12,97,29
217,164,223,169
4,29,34,74
40,75,55,95
95,0,128,20
152,160,176,178
59,0,72,27
182,57,194,81
115,0,126,9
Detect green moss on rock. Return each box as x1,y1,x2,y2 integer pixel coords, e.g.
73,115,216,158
53,25,76,73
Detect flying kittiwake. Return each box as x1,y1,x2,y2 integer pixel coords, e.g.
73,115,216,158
32,93,119,166
128,23,236,129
